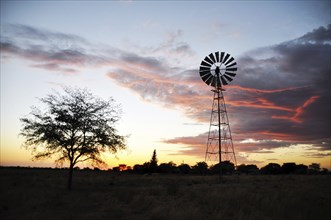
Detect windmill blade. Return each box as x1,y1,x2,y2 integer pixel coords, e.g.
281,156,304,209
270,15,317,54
199,69,211,75
220,75,228,85
205,74,214,85
226,62,237,68
201,72,212,81
200,71,210,78
223,74,233,82
225,71,236,77
224,57,234,65
219,52,225,63
215,51,220,62
222,53,230,64
204,56,214,65
201,60,212,67
200,66,210,72
209,53,216,63
199,70,210,76
226,67,237,71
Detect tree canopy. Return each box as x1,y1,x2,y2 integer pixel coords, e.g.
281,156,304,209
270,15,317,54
20,87,126,189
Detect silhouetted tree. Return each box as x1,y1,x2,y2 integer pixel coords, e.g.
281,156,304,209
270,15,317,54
321,168,329,175
295,164,308,174
178,163,191,174
149,149,158,173
133,162,151,174
246,164,259,174
281,163,297,174
133,164,144,174
308,163,321,174
158,161,177,173
211,161,235,175
20,87,126,190
192,161,208,175
112,167,120,172
237,164,247,174
237,164,259,174
260,163,281,174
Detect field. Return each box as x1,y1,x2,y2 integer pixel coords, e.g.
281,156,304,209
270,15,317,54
1,167,330,220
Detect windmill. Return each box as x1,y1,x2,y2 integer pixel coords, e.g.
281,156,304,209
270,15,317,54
199,51,237,179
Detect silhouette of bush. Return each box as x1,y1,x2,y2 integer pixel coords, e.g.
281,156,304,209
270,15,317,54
178,163,191,174
308,163,321,174
130,160,328,176
237,164,259,174
260,163,281,174
294,164,308,174
157,162,177,173
210,161,235,175
281,163,298,174
192,161,208,175
133,162,150,174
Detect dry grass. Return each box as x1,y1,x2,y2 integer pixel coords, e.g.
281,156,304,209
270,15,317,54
1,167,330,220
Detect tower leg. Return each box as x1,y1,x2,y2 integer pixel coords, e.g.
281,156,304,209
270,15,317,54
217,88,222,182
205,88,237,181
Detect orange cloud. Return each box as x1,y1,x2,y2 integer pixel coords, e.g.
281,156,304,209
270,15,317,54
227,84,307,94
228,99,293,112
272,95,320,123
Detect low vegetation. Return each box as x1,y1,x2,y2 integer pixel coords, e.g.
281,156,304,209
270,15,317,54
1,167,330,220
116,161,329,176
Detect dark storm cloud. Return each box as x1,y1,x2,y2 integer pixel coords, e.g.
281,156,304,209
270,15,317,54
232,25,331,142
163,24,331,159
298,24,331,43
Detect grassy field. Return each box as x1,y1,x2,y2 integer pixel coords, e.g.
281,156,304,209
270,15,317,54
1,167,330,220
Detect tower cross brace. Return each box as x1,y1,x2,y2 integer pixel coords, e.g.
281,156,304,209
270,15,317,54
205,87,237,180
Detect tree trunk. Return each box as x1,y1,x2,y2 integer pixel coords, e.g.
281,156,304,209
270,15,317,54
68,162,74,190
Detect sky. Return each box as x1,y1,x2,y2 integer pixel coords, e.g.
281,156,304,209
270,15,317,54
1,0,330,169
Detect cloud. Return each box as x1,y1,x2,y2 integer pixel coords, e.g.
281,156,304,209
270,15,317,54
2,24,87,46
297,24,331,43
304,152,331,158
154,29,193,55
0,24,118,73
162,24,331,160
1,23,330,162
1,24,193,73
130,29,195,65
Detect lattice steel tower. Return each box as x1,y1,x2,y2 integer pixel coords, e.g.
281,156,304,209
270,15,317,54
199,52,237,176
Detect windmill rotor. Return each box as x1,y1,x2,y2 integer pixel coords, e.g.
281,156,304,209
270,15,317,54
199,52,237,88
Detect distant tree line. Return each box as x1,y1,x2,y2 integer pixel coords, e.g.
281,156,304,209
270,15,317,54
109,150,329,175
112,161,328,175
